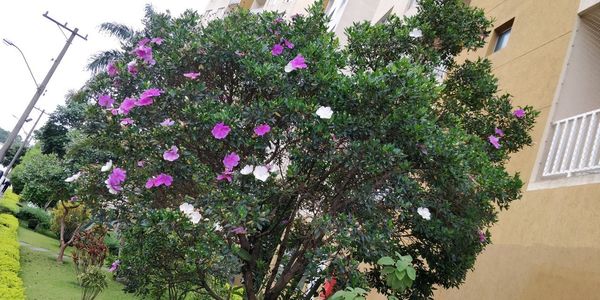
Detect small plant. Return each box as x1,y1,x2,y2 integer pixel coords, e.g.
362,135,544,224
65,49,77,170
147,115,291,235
78,266,108,300
377,254,416,293
330,287,368,300
72,225,108,282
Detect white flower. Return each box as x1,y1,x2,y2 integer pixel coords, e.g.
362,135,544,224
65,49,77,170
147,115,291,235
316,106,333,119
284,63,294,73
213,222,223,231
409,28,423,38
253,165,270,182
179,202,195,215
65,172,82,183
417,207,431,220
101,160,113,172
189,211,202,224
240,165,254,175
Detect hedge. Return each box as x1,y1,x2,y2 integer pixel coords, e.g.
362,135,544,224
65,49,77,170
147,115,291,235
0,214,24,300
0,189,20,215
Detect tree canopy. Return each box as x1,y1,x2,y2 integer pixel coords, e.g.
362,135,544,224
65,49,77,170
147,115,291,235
69,1,537,299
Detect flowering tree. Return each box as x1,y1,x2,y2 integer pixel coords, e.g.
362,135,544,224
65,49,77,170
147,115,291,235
72,1,537,299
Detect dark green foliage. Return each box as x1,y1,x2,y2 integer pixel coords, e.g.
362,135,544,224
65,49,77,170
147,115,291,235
37,95,87,158
73,1,538,299
9,146,71,208
16,206,51,230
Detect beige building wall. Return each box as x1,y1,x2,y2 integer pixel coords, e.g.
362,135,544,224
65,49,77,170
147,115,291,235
436,0,600,299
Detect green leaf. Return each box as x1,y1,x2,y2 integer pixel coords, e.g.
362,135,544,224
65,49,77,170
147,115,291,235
377,256,395,266
382,266,396,275
232,246,252,261
394,270,406,281
406,266,416,280
395,260,409,271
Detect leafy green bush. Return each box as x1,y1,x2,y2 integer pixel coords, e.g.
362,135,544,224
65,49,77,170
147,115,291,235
50,202,89,242
79,266,108,300
16,205,51,230
0,214,25,300
75,0,537,298
0,188,20,215
9,145,72,208
104,232,119,255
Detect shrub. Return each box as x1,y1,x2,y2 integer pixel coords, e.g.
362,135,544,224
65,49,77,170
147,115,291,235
72,225,109,282
0,214,25,300
79,266,108,300
51,202,89,242
0,188,20,215
8,145,71,208
16,205,51,230
104,232,120,255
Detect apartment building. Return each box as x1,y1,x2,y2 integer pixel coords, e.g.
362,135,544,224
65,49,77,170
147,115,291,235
436,0,600,298
199,0,600,298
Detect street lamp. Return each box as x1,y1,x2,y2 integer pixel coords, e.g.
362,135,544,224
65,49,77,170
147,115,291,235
2,38,39,88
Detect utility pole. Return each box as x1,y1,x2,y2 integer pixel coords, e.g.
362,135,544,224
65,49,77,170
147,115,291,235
3,109,45,177
0,12,86,165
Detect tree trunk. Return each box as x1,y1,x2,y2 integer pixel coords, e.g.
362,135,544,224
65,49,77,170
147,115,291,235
57,213,67,263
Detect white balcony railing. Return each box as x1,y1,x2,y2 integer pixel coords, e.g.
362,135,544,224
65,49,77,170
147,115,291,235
543,108,600,177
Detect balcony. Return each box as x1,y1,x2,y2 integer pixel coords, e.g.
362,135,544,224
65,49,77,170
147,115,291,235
543,109,600,177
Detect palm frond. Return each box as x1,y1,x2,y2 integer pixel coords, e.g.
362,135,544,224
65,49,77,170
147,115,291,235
86,49,124,73
99,22,135,41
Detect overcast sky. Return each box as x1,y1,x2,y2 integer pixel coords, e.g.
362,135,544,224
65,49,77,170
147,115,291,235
0,0,209,139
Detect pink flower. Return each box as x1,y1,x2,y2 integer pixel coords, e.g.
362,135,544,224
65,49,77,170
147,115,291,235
217,169,233,182
109,260,120,272
155,173,173,186
513,108,525,119
271,44,284,56
163,145,180,161
134,45,155,66
478,230,486,243
160,118,175,127
223,152,240,169
141,88,163,98
183,72,200,79
488,135,501,149
111,109,119,116
151,37,164,45
145,177,157,189
283,39,294,49
146,173,174,188
98,94,114,108
138,38,150,47
120,118,134,126
136,97,153,106
212,122,231,139
105,167,126,194
136,88,163,106
495,128,505,137
284,54,307,72
107,61,118,77
230,226,247,234
137,160,145,167
254,124,271,136
118,98,137,115
273,17,284,24
127,61,138,75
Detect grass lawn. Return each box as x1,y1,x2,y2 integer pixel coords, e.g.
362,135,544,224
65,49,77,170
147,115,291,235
18,226,139,300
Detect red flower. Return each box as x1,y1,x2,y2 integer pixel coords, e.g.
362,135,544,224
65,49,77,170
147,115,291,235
320,277,337,299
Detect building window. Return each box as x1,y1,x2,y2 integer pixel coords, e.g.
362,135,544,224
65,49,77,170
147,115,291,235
492,19,514,53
